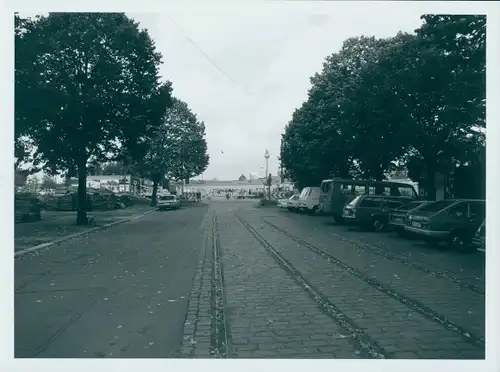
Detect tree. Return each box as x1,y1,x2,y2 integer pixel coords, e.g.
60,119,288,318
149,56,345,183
135,98,209,206
41,174,57,190
15,13,172,224
25,175,40,193
266,173,272,199
281,37,391,188
88,161,129,176
139,123,176,206
166,99,210,186
340,33,417,180
385,16,485,199
15,168,29,188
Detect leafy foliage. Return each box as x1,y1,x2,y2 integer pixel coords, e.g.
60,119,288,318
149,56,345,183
134,97,209,206
280,15,485,199
15,13,171,223
166,98,210,183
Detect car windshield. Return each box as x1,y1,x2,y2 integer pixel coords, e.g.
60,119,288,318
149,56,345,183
299,188,310,198
346,195,362,207
417,200,455,213
160,195,175,201
396,201,426,212
478,223,485,236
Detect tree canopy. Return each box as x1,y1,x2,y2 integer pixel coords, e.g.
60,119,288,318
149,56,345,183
280,15,485,200
15,12,173,223
130,97,209,205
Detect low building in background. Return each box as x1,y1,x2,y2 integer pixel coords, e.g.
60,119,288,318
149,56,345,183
69,175,152,195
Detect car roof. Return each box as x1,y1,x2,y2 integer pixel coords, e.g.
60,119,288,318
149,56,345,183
451,199,485,202
330,178,416,187
360,195,411,200
426,198,485,204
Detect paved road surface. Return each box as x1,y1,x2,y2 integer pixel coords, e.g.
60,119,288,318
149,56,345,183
15,199,485,359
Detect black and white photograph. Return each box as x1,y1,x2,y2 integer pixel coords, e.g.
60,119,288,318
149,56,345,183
4,0,499,370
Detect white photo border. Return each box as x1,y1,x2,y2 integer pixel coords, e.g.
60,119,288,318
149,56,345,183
2,1,499,372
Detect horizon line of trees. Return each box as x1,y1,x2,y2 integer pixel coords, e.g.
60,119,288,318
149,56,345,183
280,14,486,200
15,12,209,224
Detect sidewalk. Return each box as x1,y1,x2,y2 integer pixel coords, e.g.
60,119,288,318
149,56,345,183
14,205,154,252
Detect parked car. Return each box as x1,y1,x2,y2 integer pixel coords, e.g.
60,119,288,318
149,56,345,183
404,199,485,251
389,200,429,237
472,220,485,252
157,195,180,211
342,195,413,231
319,178,418,223
277,197,290,208
296,186,321,214
286,194,300,211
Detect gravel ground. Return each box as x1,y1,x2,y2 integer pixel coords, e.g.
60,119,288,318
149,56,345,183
14,205,155,251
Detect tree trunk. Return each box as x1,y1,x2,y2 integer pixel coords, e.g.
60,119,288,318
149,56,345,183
76,163,88,225
150,181,159,207
425,158,437,201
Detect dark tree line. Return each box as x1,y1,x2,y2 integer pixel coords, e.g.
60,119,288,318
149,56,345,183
15,13,209,223
280,15,485,199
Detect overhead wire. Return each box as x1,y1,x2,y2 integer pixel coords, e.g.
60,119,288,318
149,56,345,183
165,13,258,101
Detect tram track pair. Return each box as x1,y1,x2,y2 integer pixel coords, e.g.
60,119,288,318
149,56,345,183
235,213,483,358
235,213,388,359
210,213,231,358
276,213,484,295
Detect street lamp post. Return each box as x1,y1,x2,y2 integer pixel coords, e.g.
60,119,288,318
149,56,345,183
264,149,270,200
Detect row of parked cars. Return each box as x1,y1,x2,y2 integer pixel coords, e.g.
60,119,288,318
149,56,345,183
278,189,485,253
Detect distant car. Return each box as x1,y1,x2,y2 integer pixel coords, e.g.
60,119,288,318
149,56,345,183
405,199,485,251
342,195,413,232
286,194,300,211
389,200,429,237
296,187,321,214
277,198,289,208
157,195,180,211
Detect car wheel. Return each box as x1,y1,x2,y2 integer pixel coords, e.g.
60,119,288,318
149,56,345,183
311,205,319,214
447,231,473,252
372,218,386,232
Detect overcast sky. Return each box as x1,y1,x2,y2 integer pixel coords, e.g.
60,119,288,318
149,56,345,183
18,2,486,182
127,3,428,181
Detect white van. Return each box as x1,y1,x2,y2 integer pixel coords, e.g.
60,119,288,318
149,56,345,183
296,187,321,214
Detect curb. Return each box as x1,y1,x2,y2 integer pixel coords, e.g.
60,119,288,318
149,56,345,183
14,209,157,258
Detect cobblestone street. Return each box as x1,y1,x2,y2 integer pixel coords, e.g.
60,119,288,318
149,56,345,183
180,200,485,359
15,200,485,359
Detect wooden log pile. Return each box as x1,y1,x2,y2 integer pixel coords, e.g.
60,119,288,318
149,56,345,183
38,187,122,212
15,193,41,223
88,189,118,211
